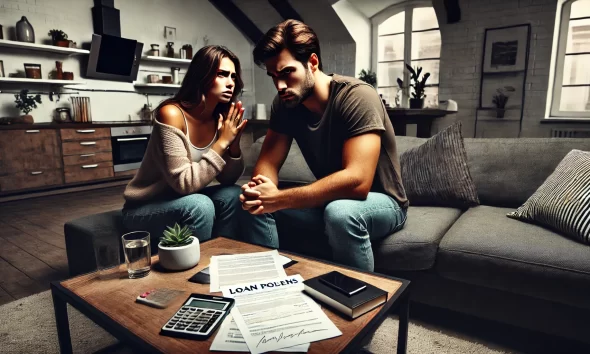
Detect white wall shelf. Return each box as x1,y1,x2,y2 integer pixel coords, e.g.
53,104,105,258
0,39,90,55
141,56,191,65
133,82,181,88
0,77,86,85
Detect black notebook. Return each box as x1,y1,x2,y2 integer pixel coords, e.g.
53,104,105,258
303,272,388,320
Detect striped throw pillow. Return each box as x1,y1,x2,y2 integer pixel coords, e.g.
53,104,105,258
507,149,590,244
400,122,480,208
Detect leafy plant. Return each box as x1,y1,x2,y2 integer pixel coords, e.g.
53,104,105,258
358,69,377,88
159,223,194,247
14,89,42,115
48,29,68,42
492,86,516,109
397,64,431,100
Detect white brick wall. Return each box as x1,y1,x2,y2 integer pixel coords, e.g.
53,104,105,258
0,0,255,123
433,0,585,138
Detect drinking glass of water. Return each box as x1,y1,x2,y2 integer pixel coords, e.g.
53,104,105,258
121,231,151,279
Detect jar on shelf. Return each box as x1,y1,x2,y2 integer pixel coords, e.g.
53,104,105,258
150,44,159,56
166,42,175,58
24,63,42,79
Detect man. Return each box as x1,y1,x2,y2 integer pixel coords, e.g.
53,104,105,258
239,20,408,272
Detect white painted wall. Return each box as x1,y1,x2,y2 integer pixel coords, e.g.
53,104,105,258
332,0,371,76
0,0,255,123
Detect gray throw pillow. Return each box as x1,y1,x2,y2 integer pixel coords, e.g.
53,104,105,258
507,149,590,244
400,122,480,208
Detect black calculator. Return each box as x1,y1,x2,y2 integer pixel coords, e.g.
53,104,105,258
160,293,234,340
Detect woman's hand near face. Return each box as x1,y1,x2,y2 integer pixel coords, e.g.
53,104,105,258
211,101,246,156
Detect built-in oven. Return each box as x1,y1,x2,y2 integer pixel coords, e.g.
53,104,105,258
111,125,152,172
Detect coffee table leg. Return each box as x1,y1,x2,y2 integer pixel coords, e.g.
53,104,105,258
397,296,409,354
51,287,73,354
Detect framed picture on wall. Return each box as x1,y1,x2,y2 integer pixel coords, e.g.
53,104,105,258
482,24,530,73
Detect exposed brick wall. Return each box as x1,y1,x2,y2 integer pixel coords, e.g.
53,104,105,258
434,0,563,138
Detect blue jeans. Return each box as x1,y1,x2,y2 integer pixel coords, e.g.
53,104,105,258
122,185,243,254
239,192,407,272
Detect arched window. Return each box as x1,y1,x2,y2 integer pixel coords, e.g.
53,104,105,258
373,5,441,108
548,0,590,118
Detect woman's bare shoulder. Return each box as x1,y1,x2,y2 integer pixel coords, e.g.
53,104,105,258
156,104,186,132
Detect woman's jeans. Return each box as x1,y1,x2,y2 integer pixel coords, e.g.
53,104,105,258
240,192,408,272
122,185,243,254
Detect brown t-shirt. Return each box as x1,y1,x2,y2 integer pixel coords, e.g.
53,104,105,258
269,74,408,208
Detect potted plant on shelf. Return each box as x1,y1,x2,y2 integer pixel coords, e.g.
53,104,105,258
358,69,377,88
158,223,200,271
48,29,69,47
398,64,431,109
492,86,516,118
14,89,41,123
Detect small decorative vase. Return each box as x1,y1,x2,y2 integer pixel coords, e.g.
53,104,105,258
166,42,174,58
55,61,63,80
16,16,35,43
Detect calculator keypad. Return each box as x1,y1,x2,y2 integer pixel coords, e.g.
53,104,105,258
165,306,224,334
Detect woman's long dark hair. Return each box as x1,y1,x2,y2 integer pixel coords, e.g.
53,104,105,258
155,45,244,120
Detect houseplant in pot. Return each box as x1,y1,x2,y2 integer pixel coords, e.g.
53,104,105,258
358,69,377,88
398,64,431,109
158,223,200,271
48,29,69,47
14,89,41,123
492,86,515,118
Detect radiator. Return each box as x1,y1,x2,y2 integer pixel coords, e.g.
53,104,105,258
551,128,590,138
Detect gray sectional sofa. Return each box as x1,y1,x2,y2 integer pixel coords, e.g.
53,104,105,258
64,135,590,344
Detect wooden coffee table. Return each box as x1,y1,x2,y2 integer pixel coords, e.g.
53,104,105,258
51,237,410,354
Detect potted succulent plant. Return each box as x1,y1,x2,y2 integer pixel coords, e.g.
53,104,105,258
14,89,41,123
397,64,431,109
48,29,69,47
158,223,200,271
492,86,516,118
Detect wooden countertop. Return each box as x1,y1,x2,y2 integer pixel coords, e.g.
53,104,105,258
0,121,153,130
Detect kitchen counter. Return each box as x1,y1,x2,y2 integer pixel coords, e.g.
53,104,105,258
0,121,153,130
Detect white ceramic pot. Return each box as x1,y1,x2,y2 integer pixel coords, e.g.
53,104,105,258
158,236,200,271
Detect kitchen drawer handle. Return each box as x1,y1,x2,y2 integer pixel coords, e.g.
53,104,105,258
116,137,148,142
76,129,96,133
25,130,40,133
30,171,43,175
80,153,96,157
82,164,98,169
80,142,96,146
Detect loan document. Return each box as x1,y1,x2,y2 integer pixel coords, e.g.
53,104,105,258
221,274,342,354
210,250,286,292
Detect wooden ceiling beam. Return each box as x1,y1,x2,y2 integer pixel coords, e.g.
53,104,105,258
268,0,304,22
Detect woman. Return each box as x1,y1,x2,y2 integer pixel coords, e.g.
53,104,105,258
122,45,248,252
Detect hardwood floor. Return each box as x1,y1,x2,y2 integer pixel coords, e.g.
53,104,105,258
0,185,126,306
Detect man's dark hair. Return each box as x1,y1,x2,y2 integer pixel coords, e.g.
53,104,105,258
253,19,322,71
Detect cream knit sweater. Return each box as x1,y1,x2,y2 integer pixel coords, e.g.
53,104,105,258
123,120,244,205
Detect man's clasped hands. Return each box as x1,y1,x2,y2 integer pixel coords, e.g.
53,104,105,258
239,175,283,215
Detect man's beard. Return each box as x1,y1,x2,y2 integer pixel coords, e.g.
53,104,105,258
284,70,314,108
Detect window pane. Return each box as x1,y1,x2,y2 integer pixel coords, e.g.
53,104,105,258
423,87,439,108
566,18,590,53
571,0,590,18
412,30,441,59
410,60,440,85
379,11,404,35
377,62,404,87
378,34,404,62
412,7,439,31
560,86,590,111
377,87,400,107
563,54,590,85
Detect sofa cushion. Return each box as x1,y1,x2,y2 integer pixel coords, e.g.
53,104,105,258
373,206,463,273
65,209,127,276
436,205,590,310
251,137,316,183
463,138,590,208
507,149,590,244
400,122,479,208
